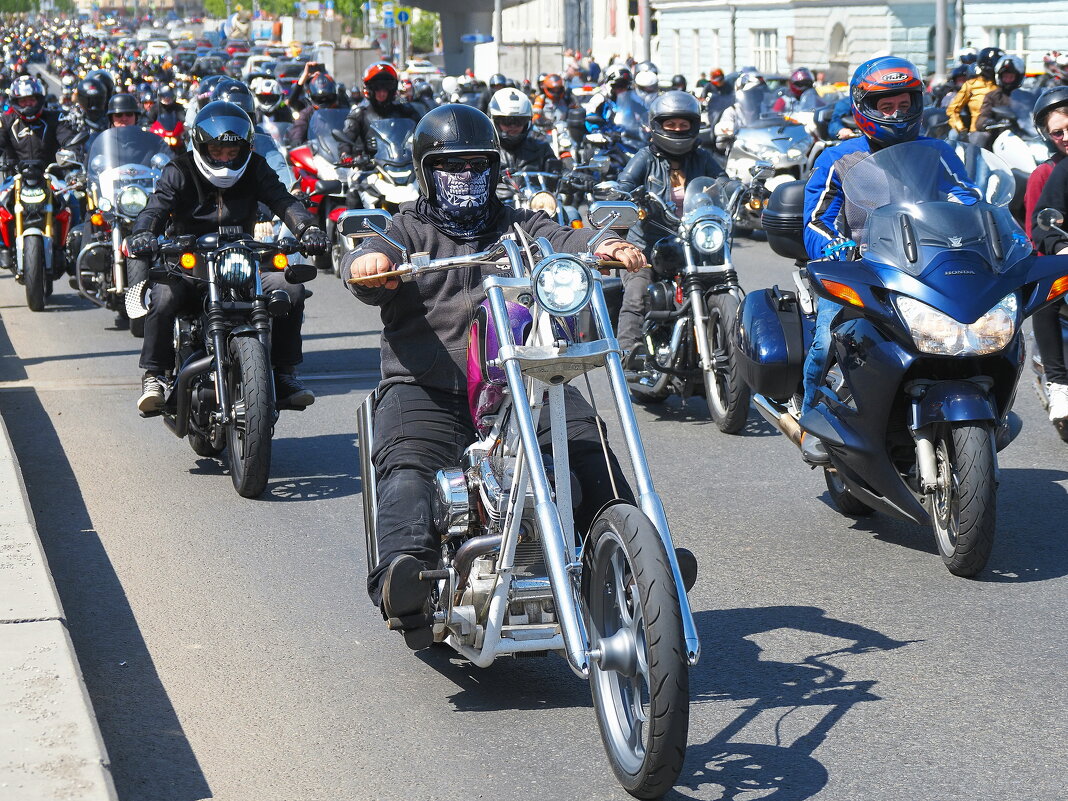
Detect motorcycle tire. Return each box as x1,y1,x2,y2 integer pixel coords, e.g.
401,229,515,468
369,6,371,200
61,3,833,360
930,423,996,577
226,336,274,499
824,467,874,517
23,236,46,312
703,293,751,434
583,503,688,799
127,258,149,339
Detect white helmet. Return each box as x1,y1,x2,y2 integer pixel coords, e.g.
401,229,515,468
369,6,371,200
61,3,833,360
634,69,659,91
735,71,764,93
440,75,459,96
487,87,533,147
250,76,283,113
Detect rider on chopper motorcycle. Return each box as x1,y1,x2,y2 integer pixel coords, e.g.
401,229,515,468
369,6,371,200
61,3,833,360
126,101,330,415
342,104,649,650
800,56,979,464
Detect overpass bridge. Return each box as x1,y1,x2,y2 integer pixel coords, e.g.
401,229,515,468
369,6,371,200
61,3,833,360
403,0,527,75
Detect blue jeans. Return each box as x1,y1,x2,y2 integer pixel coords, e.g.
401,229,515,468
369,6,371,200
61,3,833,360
801,297,841,416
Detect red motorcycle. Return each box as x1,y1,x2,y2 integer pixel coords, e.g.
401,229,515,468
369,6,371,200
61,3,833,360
149,109,185,153
287,108,351,272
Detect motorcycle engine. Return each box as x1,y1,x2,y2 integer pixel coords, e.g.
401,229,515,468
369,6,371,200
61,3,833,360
646,279,675,313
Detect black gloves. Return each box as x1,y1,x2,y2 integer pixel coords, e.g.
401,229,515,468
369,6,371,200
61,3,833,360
299,225,329,255
126,231,159,259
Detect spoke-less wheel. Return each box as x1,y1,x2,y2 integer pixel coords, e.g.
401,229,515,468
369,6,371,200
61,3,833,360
584,504,688,799
703,292,751,433
931,423,996,577
226,336,274,498
23,235,46,312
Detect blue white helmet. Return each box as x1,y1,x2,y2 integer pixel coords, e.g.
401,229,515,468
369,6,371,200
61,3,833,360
850,56,924,148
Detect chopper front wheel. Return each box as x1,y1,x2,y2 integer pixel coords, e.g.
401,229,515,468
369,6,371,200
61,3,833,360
584,503,689,799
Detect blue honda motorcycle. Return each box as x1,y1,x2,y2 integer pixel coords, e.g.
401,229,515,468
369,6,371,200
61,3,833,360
735,141,1068,576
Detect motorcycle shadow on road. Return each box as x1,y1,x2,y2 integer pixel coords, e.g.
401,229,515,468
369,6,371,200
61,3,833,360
636,397,778,437
818,466,1068,583
414,645,594,713
1,388,212,801
668,605,913,801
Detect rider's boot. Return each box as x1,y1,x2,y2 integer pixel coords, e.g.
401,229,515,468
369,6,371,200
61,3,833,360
800,432,830,466
382,554,434,650
274,368,315,409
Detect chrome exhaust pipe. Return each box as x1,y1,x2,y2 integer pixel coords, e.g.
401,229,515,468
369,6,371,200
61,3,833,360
752,394,803,446
356,390,380,575
453,534,504,594
75,242,111,307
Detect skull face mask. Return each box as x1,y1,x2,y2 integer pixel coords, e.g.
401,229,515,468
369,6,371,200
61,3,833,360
432,167,491,216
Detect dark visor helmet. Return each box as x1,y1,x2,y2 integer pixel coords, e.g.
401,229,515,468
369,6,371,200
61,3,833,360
850,56,924,149
76,75,107,116
647,90,701,156
211,78,256,117
307,73,338,108
411,103,501,200
189,100,254,180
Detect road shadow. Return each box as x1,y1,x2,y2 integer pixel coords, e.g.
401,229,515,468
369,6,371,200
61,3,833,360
414,645,592,712
638,395,777,436
18,347,140,366
670,605,912,800
818,465,1068,582
0,310,27,381
265,432,362,502
300,346,380,378
0,388,211,801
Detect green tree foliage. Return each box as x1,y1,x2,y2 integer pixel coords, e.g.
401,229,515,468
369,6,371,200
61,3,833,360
410,10,436,54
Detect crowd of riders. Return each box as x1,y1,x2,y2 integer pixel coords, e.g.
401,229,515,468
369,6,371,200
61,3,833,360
3,14,1068,638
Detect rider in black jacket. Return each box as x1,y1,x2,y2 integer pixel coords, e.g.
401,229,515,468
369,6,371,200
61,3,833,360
127,102,329,414
615,90,724,353
342,104,647,649
339,62,422,164
0,76,63,164
487,86,557,201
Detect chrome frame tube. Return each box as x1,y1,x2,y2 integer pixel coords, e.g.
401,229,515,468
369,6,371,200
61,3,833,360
206,259,231,423
111,223,125,293
357,390,379,575
487,284,591,677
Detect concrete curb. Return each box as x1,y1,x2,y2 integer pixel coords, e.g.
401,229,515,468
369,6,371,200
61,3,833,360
0,388,118,799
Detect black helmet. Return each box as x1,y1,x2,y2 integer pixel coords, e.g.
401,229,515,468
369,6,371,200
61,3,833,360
489,72,507,92
196,74,226,102
307,73,338,108
10,75,44,120
211,78,255,117
106,91,139,119
647,90,701,156
189,100,254,187
158,85,177,109
412,103,501,200
85,68,115,99
976,47,1005,79
76,76,107,116
1033,86,1068,141
670,74,687,91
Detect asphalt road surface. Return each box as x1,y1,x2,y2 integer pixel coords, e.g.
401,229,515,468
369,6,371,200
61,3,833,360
0,233,1065,801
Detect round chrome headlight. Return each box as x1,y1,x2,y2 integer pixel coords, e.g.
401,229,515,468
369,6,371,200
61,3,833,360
530,191,558,215
531,255,592,317
691,220,726,255
117,185,149,217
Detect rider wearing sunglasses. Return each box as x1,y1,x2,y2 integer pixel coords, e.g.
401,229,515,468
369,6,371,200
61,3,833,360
343,104,647,649
1027,87,1068,424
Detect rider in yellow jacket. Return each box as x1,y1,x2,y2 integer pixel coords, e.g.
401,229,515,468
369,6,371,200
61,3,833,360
947,46,1003,136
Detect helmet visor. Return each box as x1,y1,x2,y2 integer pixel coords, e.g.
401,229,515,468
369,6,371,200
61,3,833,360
861,90,922,124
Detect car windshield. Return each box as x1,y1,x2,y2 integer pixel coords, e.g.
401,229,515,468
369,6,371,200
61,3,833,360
309,108,350,162
368,118,415,165
840,140,1029,275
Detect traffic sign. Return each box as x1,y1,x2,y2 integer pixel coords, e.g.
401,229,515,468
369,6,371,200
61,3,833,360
460,33,494,44
396,9,409,23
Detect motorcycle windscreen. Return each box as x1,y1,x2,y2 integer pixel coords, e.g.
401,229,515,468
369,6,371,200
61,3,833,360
611,90,648,146
368,117,416,167
88,127,172,204
734,85,776,127
308,108,350,163
840,140,1031,276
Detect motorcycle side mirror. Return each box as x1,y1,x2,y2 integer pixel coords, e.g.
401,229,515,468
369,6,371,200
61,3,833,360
1036,208,1065,231
587,155,611,171
588,201,640,230
337,209,407,258
151,152,172,170
750,160,775,180
55,149,77,166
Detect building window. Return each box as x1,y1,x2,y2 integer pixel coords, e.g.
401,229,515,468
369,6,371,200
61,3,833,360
751,29,778,73
987,26,1027,57
673,29,682,74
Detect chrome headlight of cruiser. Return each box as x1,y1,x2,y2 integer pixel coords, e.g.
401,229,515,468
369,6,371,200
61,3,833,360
529,191,558,215
896,293,1017,356
691,220,726,255
531,255,592,317
217,248,255,290
117,185,148,217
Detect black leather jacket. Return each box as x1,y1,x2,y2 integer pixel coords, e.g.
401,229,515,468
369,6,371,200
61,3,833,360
131,150,314,238
0,109,64,164
617,145,724,253
340,100,422,159
498,135,556,201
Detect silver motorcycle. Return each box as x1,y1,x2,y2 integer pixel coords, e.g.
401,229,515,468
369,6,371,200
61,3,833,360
347,204,700,799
